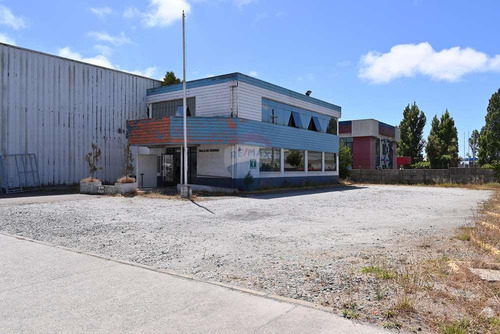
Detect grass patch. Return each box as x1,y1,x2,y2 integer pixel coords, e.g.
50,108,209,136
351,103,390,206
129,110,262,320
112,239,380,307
393,293,415,314
361,266,396,279
342,309,359,319
439,319,470,334
383,322,402,330
456,233,471,241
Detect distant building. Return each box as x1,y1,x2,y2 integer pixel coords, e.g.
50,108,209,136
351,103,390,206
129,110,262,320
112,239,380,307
339,119,400,169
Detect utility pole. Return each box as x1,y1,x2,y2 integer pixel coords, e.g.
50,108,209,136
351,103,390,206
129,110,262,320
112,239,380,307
181,10,191,198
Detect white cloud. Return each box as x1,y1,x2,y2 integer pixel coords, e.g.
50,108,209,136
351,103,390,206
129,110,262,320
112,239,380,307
93,44,113,57
58,47,115,69
359,42,500,84
249,71,258,77
123,7,142,19
0,32,15,45
90,7,113,18
235,0,256,8
88,31,131,46
127,67,159,78
58,47,159,78
142,0,191,27
0,5,26,30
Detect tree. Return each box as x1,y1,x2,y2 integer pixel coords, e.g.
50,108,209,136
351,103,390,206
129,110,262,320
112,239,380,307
161,71,181,86
285,150,303,169
339,140,352,179
84,143,102,180
426,110,459,168
122,142,135,181
478,89,500,165
398,102,427,163
468,130,480,167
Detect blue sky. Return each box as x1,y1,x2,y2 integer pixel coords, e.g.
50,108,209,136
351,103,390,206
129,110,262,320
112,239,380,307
1,0,499,157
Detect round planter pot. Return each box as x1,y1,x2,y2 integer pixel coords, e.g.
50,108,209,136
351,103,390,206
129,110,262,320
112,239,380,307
80,180,102,194
114,182,137,195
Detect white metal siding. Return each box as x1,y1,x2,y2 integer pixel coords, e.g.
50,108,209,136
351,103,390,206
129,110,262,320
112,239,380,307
146,81,233,117
0,43,161,186
236,82,341,122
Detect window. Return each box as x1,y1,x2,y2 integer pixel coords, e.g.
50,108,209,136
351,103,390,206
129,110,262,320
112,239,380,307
308,151,322,171
326,118,338,135
259,148,281,172
325,152,337,171
341,137,353,152
284,149,305,171
152,97,195,119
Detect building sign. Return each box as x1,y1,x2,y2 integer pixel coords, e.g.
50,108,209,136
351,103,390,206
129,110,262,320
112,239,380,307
198,149,220,153
250,159,257,169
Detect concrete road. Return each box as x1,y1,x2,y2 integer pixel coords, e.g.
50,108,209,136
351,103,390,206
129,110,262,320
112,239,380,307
0,234,387,334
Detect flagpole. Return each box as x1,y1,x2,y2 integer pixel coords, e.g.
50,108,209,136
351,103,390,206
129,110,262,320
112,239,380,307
181,10,190,198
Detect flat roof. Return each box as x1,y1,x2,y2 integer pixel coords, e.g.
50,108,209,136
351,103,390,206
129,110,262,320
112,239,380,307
147,72,341,113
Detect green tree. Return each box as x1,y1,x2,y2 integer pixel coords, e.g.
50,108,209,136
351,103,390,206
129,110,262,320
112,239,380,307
339,140,352,179
478,89,500,165
468,129,480,167
398,102,427,163
426,110,459,168
161,71,181,86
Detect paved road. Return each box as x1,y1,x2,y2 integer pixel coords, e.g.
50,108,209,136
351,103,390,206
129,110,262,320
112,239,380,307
0,234,387,334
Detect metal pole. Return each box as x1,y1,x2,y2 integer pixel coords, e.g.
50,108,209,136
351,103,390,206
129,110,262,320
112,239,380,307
182,11,188,186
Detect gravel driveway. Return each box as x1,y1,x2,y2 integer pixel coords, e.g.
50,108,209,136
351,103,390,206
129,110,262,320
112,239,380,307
0,185,490,307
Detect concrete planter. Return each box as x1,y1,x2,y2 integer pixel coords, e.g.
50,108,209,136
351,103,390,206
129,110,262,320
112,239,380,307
114,182,137,195
80,180,102,194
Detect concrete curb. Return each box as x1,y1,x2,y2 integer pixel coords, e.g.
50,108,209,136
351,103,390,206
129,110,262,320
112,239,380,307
0,232,336,315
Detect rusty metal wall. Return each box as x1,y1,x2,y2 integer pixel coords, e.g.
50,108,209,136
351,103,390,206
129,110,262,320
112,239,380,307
0,43,161,186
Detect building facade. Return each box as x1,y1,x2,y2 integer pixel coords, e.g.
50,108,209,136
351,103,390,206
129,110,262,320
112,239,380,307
128,73,341,190
339,119,400,169
0,43,160,188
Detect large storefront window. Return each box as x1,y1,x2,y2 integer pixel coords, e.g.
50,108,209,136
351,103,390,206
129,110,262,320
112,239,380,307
284,149,305,171
308,151,322,171
325,152,337,171
259,148,281,172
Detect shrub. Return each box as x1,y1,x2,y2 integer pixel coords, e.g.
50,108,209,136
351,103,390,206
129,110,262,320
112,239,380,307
83,143,102,182
339,140,352,179
410,161,430,169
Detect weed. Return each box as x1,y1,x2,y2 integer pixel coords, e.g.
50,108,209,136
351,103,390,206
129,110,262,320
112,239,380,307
361,266,396,279
383,322,401,330
456,233,471,241
393,293,415,314
384,309,395,319
375,286,385,300
439,319,470,334
342,309,359,320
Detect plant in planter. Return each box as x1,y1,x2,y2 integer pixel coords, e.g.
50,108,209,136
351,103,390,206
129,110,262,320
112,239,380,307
115,142,138,194
80,143,103,194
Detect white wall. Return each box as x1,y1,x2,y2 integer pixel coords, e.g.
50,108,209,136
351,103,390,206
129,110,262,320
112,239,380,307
146,81,235,117
237,82,341,122
0,43,160,186
196,144,232,178
137,154,157,188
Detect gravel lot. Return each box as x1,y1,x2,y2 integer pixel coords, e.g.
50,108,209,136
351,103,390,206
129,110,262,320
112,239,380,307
0,185,491,317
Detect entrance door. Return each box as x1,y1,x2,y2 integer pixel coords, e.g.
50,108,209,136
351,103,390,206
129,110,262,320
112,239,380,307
157,148,197,187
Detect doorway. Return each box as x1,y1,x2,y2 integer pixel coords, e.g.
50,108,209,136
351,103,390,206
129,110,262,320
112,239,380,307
157,148,197,187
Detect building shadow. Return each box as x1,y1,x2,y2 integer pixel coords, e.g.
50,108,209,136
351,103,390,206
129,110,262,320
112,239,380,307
240,184,365,200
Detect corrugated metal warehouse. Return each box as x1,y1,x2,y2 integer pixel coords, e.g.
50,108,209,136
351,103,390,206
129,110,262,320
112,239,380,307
0,43,161,187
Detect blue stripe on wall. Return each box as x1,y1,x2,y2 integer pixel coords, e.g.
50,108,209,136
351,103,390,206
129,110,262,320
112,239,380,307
148,73,341,113
167,117,339,153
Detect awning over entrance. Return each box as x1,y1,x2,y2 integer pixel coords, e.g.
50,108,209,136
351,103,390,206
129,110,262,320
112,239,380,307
127,116,339,153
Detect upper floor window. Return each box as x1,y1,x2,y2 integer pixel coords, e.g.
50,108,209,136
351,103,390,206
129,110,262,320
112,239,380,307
326,118,337,135
152,97,195,119
262,98,337,135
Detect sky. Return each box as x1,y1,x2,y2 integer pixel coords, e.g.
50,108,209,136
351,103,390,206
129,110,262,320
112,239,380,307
1,0,499,157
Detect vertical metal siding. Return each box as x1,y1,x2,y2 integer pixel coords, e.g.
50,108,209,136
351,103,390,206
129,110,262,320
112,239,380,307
0,43,161,186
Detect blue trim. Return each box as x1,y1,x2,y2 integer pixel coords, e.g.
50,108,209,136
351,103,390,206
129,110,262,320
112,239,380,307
147,73,341,113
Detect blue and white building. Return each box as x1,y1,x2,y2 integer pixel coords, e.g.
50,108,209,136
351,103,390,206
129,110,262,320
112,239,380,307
128,73,341,190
